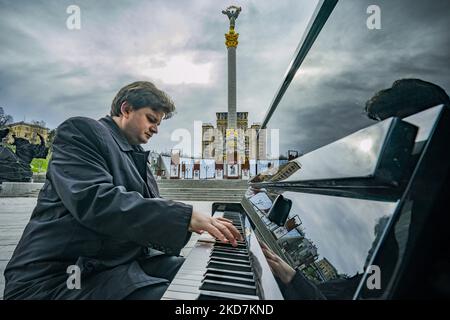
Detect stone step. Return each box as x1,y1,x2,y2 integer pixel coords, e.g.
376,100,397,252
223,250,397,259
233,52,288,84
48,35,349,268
22,191,245,197
161,195,244,198
163,197,242,202
0,182,44,197
1,180,250,199
160,189,245,193
158,185,247,190
159,187,247,189
159,189,245,193
159,191,246,194
156,180,249,187
161,196,244,200
161,194,243,198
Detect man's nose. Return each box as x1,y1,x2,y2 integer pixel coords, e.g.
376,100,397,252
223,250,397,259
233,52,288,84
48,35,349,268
150,125,158,134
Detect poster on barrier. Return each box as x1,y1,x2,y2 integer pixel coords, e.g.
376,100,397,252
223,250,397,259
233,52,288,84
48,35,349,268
170,164,179,178
227,164,238,177
242,169,250,180
193,170,200,180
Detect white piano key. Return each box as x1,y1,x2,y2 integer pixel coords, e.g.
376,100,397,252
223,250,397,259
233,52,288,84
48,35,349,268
208,259,252,269
163,290,199,300
168,283,201,294
199,290,259,300
173,273,204,281
176,270,205,276
172,278,201,287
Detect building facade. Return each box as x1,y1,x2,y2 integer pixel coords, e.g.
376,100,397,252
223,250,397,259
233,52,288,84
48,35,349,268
201,112,268,164
7,122,49,145
315,257,339,281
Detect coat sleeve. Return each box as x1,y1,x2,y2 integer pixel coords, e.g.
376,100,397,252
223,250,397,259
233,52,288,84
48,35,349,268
48,117,193,254
279,270,326,300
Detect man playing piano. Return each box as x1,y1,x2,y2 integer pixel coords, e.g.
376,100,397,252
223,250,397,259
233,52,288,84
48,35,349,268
3,81,242,300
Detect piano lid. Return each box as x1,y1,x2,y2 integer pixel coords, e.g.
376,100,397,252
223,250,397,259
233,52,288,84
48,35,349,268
402,104,445,143
251,116,417,187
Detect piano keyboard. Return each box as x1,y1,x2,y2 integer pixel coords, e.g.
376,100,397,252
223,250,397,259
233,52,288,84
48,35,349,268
162,210,284,300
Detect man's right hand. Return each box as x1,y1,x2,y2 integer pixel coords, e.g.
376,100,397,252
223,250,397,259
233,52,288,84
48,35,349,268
189,211,243,247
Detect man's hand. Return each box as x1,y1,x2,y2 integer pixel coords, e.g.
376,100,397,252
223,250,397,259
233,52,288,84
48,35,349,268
189,211,243,247
260,241,296,284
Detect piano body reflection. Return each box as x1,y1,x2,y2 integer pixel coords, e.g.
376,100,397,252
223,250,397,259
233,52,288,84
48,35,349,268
162,105,450,300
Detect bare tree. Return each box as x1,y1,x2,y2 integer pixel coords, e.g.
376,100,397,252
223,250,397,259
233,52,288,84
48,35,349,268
31,120,46,128
0,107,14,128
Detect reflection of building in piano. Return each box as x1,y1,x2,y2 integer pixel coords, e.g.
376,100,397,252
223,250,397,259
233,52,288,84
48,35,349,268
280,234,318,268
288,150,300,161
296,238,318,267
315,258,339,282
267,161,301,182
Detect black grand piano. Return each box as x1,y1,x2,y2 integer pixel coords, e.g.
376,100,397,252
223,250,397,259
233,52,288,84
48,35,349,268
162,0,450,300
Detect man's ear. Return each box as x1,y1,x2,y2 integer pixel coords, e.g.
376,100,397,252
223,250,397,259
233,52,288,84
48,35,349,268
120,101,132,118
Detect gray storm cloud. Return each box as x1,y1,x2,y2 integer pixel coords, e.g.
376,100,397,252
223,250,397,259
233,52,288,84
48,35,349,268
0,0,448,155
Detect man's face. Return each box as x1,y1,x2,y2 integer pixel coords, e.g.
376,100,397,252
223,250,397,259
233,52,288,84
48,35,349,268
121,106,165,145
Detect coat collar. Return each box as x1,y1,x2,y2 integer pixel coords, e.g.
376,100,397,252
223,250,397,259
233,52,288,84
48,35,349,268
99,116,144,152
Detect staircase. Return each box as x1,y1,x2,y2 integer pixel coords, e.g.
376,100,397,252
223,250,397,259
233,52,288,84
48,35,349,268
158,179,248,202
1,180,249,202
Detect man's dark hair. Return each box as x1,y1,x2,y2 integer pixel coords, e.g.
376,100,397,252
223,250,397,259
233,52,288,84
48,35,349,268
111,81,176,119
365,79,450,120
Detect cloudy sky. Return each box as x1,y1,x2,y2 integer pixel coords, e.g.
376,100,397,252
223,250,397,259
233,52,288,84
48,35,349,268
268,0,450,154
1,0,449,156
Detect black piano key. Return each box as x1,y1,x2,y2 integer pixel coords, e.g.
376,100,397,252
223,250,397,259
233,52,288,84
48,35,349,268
212,247,248,254
224,214,239,218
204,274,255,286
223,210,241,215
200,280,257,296
209,256,250,265
207,261,252,272
205,268,254,279
209,257,250,265
214,242,247,250
210,252,249,261
214,241,247,247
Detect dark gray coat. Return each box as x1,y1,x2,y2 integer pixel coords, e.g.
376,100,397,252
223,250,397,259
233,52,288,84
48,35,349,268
3,116,193,299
